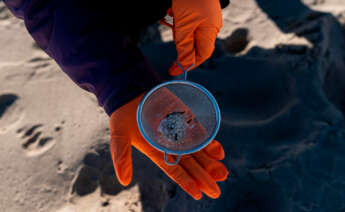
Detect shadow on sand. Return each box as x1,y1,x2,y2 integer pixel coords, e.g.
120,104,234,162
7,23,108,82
140,1,345,211
74,1,345,211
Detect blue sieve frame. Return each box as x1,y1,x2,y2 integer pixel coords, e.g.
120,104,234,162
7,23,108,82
136,80,222,166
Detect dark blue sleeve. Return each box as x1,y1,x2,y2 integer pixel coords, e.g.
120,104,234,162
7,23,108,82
3,0,162,116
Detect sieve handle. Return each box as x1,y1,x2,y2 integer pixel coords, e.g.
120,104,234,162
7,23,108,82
176,62,194,81
164,152,181,166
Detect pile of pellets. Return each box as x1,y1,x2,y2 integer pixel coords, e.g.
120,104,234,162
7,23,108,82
158,112,187,143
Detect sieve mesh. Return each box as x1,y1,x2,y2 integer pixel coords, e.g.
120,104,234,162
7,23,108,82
138,81,220,155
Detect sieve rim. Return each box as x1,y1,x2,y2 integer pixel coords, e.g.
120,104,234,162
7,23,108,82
137,80,221,156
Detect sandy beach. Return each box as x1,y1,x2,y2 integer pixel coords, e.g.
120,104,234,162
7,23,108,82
1,0,345,211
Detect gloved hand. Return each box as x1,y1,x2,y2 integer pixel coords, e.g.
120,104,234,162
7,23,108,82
162,0,223,76
109,90,228,200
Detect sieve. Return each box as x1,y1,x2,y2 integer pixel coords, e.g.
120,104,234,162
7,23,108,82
137,63,221,165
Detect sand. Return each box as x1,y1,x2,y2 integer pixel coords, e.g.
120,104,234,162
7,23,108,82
1,0,345,211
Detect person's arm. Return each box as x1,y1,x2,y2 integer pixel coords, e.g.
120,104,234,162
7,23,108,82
4,0,229,200
3,0,161,116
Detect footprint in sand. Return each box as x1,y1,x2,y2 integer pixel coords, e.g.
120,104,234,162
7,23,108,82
24,56,57,81
17,123,59,157
0,2,11,20
28,56,52,69
224,28,251,55
5,56,56,82
0,93,24,134
71,144,124,197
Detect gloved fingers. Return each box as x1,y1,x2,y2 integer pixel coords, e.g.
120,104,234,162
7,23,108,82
169,25,197,76
194,27,219,67
110,135,133,186
203,140,225,160
192,150,229,182
132,137,203,200
179,155,221,199
158,155,203,200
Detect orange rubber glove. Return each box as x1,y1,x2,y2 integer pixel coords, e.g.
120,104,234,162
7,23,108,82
109,90,228,200
164,0,223,76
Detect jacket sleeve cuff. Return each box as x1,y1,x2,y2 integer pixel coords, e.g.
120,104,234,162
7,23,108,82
103,58,163,116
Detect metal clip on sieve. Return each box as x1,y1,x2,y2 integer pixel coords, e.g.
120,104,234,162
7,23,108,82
177,62,194,81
